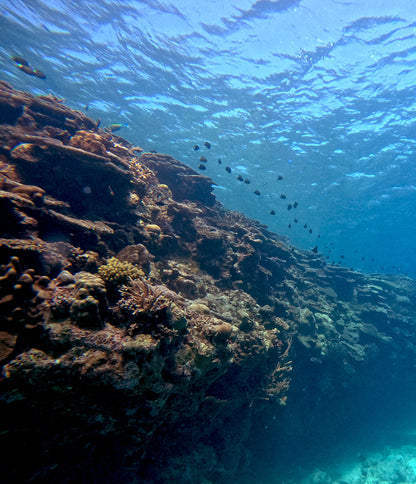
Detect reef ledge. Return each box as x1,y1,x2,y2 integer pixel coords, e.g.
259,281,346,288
0,80,415,483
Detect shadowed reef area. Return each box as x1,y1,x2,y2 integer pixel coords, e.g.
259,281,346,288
0,80,415,483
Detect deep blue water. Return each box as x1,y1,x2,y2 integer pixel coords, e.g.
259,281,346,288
1,0,416,278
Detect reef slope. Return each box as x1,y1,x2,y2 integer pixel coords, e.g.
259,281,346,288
0,81,415,483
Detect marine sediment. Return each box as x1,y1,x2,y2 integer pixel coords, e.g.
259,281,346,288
0,80,415,483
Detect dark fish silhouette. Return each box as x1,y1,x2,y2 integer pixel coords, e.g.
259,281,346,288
12,56,46,79
294,218,298,223
17,64,36,76
237,175,244,181
278,175,283,180
225,166,232,173
199,156,207,162
287,204,292,210
312,246,318,253
270,210,275,215
33,69,46,79
304,224,307,228
254,190,261,196
218,158,222,164
293,201,298,208
204,142,211,149
198,164,206,170
280,194,286,199
194,145,200,150
288,223,291,228
12,56,29,66
244,179,250,184
309,228,312,234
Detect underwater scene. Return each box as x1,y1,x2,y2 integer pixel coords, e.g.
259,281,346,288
1,0,416,483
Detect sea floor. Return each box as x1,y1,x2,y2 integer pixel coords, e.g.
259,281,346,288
293,445,416,484
269,439,416,484
254,420,416,484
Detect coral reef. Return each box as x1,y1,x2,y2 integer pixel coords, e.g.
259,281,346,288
0,255,50,365
97,256,144,286
0,82,416,484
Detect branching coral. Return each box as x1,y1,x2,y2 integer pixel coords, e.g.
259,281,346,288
116,279,187,335
97,257,144,286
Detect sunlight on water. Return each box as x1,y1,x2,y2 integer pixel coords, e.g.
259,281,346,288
1,0,416,277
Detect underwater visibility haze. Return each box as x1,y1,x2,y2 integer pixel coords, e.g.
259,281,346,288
2,2,416,484
1,0,416,277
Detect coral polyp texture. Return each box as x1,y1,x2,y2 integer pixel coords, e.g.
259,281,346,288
0,80,416,483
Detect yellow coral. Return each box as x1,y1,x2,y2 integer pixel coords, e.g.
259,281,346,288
98,257,144,286
69,130,108,157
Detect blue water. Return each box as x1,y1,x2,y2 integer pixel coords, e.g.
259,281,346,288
1,0,416,277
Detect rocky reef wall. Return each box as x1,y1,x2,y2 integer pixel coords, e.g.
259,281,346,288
0,80,415,483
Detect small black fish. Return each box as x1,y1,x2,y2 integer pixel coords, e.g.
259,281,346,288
270,210,275,215
225,166,232,173
254,190,261,196
304,224,307,228
288,224,291,228
340,255,345,259
204,141,211,149
277,175,283,180
309,228,312,234
312,245,318,254
318,235,320,238
17,64,36,76
293,201,298,208
294,218,298,223
237,175,244,181
218,158,222,164
244,179,250,184
198,164,206,170
280,194,286,199
12,56,29,66
33,69,46,79
287,204,292,210
194,145,200,151
200,156,207,162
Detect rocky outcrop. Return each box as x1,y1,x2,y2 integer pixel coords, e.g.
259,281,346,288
0,81,415,483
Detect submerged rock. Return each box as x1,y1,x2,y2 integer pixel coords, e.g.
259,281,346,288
0,81,416,484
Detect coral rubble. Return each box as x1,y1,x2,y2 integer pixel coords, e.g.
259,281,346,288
0,81,416,483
